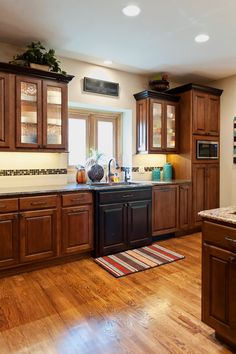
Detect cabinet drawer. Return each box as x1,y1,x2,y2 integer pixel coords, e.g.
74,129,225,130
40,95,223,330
0,198,18,213
202,221,236,252
62,192,93,206
98,188,152,204
20,195,57,211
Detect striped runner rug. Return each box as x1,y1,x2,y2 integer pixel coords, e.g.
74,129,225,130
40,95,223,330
94,244,185,277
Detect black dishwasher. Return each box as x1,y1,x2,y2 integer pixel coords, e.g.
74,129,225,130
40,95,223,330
94,186,152,257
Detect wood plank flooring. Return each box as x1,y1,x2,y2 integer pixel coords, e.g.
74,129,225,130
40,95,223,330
0,233,234,354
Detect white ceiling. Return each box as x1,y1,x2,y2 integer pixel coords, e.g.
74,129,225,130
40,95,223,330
1,0,236,82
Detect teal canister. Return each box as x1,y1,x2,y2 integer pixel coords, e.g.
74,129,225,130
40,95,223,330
163,163,172,180
152,168,161,181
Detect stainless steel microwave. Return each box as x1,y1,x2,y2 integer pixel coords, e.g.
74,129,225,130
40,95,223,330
196,140,219,159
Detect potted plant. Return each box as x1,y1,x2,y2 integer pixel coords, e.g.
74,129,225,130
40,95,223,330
85,149,106,182
9,41,66,74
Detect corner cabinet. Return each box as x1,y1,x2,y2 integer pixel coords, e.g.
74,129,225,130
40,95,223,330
0,62,74,152
134,90,180,154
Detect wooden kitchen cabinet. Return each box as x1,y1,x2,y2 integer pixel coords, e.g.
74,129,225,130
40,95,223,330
61,192,93,255
0,198,19,268
134,90,180,154
0,62,73,152
179,183,192,230
202,221,236,348
19,195,58,262
95,188,152,257
0,72,14,148
152,185,179,236
192,164,219,227
193,91,220,136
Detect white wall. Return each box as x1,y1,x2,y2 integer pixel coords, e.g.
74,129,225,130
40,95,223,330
211,76,236,206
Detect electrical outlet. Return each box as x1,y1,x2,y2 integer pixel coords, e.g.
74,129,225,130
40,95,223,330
139,166,145,173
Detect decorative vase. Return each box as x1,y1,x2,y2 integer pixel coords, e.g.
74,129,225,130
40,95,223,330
87,164,104,182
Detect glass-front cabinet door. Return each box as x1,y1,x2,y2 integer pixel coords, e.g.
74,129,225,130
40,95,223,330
150,99,163,152
43,81,67,149
16,77,42,148
166,103,177,151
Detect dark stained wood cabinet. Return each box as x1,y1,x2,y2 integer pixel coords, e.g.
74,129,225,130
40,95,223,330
0,72,14,148
152,185,179,236
95,188,152,257
134,90,180,154
61,192,93,255
192,164,219,227
128,200,152,247
179,184,192,230
0,62,73,152
0,213,18,267
202,220,236,348
20,208,58,262
193,91,220,136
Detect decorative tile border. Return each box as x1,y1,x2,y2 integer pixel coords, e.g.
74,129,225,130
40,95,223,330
0,168,67,177
121,166,163,172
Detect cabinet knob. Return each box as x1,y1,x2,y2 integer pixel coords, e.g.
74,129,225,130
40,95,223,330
228,256,236,264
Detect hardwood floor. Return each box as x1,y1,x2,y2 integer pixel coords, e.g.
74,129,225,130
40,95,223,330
0,233,234,354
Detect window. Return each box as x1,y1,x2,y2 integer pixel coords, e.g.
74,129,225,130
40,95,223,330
68,109,120,166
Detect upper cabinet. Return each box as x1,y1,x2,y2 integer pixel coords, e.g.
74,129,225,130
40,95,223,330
193,91,220,136
0,62,74,152
134,90,180,154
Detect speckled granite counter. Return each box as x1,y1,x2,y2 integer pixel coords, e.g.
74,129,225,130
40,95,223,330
199,206,236,225
0,179,191,197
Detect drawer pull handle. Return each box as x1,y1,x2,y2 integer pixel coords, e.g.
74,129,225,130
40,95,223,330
228,256,236,264
225,236,236,244
30,201,47,206
122,194,134,198
0,204,6,209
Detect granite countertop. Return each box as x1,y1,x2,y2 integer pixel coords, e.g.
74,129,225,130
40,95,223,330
198,206,236,225
0,179,191,197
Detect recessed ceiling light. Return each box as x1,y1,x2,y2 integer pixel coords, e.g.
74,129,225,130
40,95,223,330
104,60,113,65
195,34,210,43
122,5,141,17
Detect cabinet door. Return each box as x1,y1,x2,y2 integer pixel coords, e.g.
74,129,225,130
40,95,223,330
43,81,68,150
16,76,42,148
128,200,152,248
179,184,191,230
0,72,14,148
207,95,220,136
206,164,219,210
136,99,148,153
62,205,93,255
98,203,127,256
149,99,164,152
0,213,18,268
202,243,236,345
192,164,207,226
193,91,208,135
152,185,179,236
165,102,178,152
20,209,57,262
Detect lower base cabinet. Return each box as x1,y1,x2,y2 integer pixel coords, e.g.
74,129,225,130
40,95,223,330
20,209,58,262
0,213,18,267
95,188,152,257
202,220,236,348
61,205,93,254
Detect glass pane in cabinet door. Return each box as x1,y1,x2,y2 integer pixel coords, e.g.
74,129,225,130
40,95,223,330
20,82,38,144
47,86,62,145
166,105,176,148
152,103,162,148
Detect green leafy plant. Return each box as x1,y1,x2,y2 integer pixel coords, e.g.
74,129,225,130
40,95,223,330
9,41,66,74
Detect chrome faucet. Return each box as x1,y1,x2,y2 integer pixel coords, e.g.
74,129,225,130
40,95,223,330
124,167,131,182
108,158,119,182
